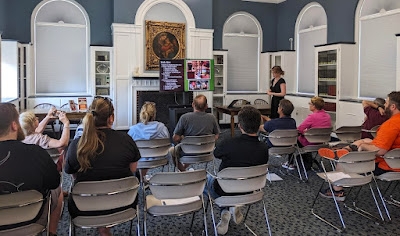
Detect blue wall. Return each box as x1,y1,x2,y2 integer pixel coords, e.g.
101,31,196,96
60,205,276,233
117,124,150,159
0,0,361,51
212,0,277,51
276,0,359,50
113,0,212,29
1,0,114,46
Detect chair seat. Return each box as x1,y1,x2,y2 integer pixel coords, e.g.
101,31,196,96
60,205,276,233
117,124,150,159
214,191,264,207
0,223,45,236
73,208,137,228
376,172,400,181
146,195,202,216
301,144,329,153
180,153,214,164
269,146,296,155
317,171,372,187
137,157,168,169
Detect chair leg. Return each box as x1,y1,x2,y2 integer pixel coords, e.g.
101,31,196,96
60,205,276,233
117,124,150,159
207,193,218,236
311,180,346,232
136,204,140,236
189,212,196,234
262,199,272,236
201,196,209,236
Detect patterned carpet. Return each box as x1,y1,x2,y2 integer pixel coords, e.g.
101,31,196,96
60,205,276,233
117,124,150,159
56,128,400,236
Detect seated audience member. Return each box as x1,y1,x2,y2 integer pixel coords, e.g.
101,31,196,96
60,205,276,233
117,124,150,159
128,101,170,177
361,98,387,139
19,109,70,168
0,103,60,235
292,97,331,170
128,101,169,140
169,94,220,171
206,106,269,235
319,91,400,201
260,98,297,146
65,97,141,236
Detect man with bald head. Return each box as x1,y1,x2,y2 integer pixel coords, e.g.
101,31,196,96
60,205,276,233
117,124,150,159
0,103,60,234
170,94,220,171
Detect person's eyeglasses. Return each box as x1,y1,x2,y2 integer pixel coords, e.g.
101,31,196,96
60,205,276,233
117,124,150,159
308,102,314,106
94,96,113,102
93,96,113,116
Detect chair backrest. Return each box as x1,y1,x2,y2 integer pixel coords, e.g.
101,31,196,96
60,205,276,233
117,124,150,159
71,176,139,212
217,164,268,193
0,190,44,227
335,126,362,143
181,134,215,154
254,98,268,105
227,99,251,108
383,148,400,169
45,148,64,163
362,125,380,138
337,151,377,173
33,103,57,109
303,127,332,143
267,129,298,147
135,138,171,158
149,169,206,199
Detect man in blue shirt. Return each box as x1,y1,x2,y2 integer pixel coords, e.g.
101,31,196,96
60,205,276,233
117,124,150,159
260,99,297,147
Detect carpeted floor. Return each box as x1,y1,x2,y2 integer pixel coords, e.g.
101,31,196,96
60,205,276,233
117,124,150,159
57,128,400,236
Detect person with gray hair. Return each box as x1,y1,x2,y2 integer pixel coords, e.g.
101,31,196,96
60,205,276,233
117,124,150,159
361,98,388,139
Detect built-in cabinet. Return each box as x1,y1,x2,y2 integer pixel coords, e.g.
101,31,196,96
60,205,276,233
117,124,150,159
91,46,113,98
314,43,356,128
18,43,30,110
212,50,228,123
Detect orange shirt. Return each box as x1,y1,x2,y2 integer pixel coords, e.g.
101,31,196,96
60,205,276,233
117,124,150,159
372,113,400,171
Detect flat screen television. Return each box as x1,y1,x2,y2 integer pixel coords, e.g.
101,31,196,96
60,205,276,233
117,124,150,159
184,59,214,92
159,59,214,92
159,59,185,92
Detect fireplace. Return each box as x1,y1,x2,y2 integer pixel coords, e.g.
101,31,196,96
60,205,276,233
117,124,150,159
136,90,193,133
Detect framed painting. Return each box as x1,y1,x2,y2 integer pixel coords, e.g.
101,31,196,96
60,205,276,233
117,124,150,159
145,20,186,71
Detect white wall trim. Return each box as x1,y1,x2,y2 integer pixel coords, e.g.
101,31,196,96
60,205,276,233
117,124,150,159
135,0,195,29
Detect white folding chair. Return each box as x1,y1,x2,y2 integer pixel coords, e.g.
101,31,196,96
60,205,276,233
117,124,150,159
301,127,332,172
263,129,308,181
207,164,271,236
311,151,390,233
69,176,140,236
376,148,400,207
362,124,380,138
334,126,362,146
45,148,64,164
0,190,50,236
143,169,208,236
178,134,216,171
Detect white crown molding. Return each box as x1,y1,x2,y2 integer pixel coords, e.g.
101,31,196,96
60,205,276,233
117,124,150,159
242,0,286,3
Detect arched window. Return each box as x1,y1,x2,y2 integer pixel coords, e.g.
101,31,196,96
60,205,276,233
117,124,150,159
223,12,262,92
295,3,327,94
32,0,90,95
355,0,400,98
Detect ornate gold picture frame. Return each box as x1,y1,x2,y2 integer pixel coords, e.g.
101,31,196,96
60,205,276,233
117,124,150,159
145,20,186,71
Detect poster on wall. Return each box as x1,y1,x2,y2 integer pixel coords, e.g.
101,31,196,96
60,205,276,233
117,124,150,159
145,20,186,71
159,59,184,92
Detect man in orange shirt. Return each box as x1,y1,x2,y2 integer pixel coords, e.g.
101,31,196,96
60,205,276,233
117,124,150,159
355,91,400,175
318,91,400,201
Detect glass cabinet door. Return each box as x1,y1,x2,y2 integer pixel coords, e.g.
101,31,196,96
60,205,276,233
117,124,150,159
317,49,337,98
94,50,111,96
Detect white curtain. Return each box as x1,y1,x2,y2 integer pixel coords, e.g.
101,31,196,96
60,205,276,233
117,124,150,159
359,13,400,98
224,34,259,92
